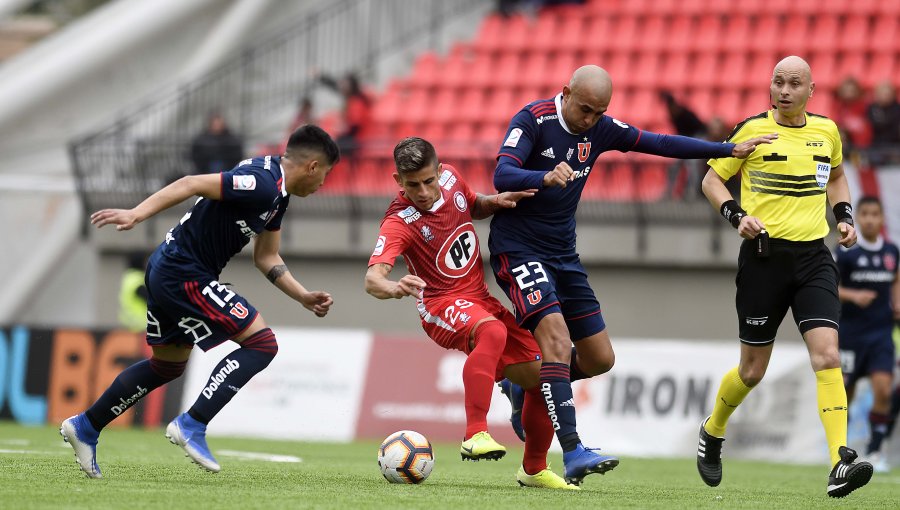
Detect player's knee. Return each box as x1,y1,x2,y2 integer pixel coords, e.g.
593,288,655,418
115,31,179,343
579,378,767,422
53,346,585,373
149,358,188,381
810,349,841,372
241,327,279,361
583,350,615,376
476,319,508,347
738,365,765,387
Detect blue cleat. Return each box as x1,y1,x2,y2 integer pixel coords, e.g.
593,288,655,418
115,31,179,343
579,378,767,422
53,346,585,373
60,413,102,479
498,379,526,442
563,444,619,485
166,413,221,473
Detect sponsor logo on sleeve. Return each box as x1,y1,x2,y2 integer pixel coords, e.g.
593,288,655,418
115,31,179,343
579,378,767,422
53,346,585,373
373,235,386,256
504,128,523,148
238,158,253,167
233,175,257,191
611,118,630,129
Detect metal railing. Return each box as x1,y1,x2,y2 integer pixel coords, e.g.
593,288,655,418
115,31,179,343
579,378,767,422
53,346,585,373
69,0,488,227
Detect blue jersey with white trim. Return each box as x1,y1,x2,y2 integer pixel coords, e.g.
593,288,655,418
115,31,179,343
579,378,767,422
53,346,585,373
489,94,641,255
837,237,899,338
150,155,290,277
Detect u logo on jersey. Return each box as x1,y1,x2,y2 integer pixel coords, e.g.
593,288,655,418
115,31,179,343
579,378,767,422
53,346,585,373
578,142,591,163
527,290,542,305
436,223,479,278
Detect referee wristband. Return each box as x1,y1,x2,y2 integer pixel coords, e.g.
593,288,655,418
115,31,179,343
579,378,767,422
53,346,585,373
720,200,747,229
833,202,854,226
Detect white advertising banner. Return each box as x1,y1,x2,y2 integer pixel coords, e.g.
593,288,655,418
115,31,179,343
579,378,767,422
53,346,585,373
181,327,372,441
572,339,828,464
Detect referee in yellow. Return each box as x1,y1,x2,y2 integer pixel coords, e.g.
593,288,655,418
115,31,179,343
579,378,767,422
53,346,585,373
695,56,872,498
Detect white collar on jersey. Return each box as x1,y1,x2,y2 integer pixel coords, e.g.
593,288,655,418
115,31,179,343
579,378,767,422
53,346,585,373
856,234,884,252
427,193,445,212
554,93,574,135
278,159,287,197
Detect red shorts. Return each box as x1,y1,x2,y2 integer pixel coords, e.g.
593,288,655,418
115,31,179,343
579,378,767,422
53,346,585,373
419,294,542,381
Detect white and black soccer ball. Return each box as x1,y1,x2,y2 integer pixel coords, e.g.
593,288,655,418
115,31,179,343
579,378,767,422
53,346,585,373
377,430,434,484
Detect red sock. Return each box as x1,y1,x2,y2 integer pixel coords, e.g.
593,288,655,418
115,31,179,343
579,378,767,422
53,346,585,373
463,320,507,439
522,388,554,475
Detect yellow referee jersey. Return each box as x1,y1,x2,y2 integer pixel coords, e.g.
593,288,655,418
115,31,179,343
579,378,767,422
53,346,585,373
708,110,842,241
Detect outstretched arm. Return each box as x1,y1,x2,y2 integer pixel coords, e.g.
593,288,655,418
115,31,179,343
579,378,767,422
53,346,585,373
254,229,333,317
632,131,776,159
90,174,222,231
365,263,426,300
470,190,537,220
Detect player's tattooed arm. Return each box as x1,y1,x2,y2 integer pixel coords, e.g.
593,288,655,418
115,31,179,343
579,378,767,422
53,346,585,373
365,263,425,300
266,264,288,284
471,190,538,220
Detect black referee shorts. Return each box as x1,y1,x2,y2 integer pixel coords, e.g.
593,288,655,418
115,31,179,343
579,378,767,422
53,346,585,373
735,237,840,345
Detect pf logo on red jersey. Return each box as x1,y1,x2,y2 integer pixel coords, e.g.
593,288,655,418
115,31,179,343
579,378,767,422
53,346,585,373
436,223,479,278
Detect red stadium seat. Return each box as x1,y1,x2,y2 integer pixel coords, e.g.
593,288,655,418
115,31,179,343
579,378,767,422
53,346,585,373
608,16,639,54
531,12,561,54
839,53,868,82
456,87,487,124
868,52,898,87
637,15,668,54
465,51,495,91
409,52,441,90
637,164,667,202
809,52,839,90
719,51,751,89
690,15,723,54
494,52,523,90
839,14,870,53
631,52,662,89
663,15,695,55
779,16,812,56
556,11,587,53
474,14,506,55
581,16,613,54
659,52,690,90
812,15,840,51
685,53,719,90
721,17,751,52
753,15,783,54
430,88,458,125
868,17,898,53
486,88,516,125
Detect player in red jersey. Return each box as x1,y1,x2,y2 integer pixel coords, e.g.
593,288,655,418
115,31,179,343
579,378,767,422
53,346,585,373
365,137,577,489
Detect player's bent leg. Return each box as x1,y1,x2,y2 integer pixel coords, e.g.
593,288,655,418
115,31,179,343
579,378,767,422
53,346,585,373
459,318,508,461
571,329,615,379
169,317,278,472
500,360,540,443
62,346,190,479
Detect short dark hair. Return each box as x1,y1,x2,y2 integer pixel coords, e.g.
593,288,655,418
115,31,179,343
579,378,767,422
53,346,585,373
286,124,340,165
857,195,882,210
393,137,437,175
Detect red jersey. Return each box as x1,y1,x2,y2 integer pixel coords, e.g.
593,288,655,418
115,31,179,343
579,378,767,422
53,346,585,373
368,165,488,301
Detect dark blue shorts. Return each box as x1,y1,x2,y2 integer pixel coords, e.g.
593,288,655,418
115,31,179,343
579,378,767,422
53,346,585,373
490,251,605,340
839,329,896,386
144,262,259,352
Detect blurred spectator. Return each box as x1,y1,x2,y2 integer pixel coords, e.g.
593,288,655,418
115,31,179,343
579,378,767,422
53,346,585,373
318,72,372,159
118,251,148,334
496,0,584,17
660,91,707,199
866,81,900,160
288,96,315,134
833,76,872,151
190,111,244,174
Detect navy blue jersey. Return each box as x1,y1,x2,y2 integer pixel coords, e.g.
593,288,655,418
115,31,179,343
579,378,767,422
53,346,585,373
489,94,641,254
837,237,899,338
151,155,290,276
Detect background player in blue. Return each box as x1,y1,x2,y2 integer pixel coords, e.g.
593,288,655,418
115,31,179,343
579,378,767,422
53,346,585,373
490,65,775,476
60,125,340,479
837,196,900,472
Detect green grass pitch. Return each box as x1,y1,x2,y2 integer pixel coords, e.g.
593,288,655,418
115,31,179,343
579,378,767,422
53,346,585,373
0,421,897,509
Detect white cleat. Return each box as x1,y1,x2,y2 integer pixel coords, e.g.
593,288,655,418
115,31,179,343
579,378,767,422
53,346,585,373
60,414,102,479
165,413,221,473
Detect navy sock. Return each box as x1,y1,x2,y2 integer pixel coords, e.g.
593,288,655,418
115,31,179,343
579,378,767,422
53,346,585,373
539,362,580,452
888,386,900,437
867,411,890,454
86,358,187,431
570,347,590,382
188,328,278,424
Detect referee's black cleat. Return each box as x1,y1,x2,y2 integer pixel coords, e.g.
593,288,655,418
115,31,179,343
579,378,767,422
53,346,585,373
696,417,724,487
827,446,873,498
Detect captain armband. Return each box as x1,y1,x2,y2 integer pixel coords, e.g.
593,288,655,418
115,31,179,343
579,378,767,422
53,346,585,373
720,200,747,229
833,202,854,226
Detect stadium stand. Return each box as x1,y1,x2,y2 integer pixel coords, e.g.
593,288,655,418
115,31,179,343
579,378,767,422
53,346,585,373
335,0,900,201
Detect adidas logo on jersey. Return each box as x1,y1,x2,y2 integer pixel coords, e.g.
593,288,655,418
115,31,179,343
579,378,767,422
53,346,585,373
541,148,555,158
560,398,575,407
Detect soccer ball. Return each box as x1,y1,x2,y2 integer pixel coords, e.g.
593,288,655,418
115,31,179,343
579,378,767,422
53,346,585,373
377,430,434,484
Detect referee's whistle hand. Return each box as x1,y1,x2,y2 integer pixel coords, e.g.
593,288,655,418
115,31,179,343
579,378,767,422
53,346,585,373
837,222,857,248
738,216,765,240
731,134,778,159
